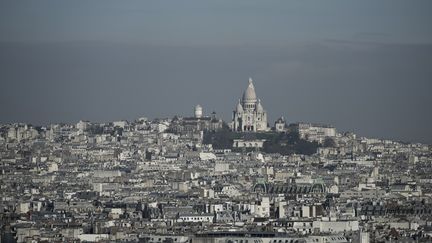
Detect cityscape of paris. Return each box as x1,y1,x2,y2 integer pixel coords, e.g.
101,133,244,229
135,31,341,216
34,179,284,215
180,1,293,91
1,1,432,243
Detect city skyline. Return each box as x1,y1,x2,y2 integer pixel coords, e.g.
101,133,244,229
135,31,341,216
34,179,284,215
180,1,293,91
0,73,430,144
1,2,432,242
1,1,431,143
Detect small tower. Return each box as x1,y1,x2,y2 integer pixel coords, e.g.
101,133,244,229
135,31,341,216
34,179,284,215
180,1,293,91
195,105,203,118
274,116,286,132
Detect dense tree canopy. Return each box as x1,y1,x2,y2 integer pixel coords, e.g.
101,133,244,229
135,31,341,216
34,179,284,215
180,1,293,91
203,129,318,155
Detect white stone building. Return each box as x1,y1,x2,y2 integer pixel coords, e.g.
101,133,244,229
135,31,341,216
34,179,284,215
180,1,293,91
290,122,336,143
233,139,266,148
231,78,268,132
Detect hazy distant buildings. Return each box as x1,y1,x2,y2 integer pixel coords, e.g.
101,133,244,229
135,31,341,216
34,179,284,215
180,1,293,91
1,77,431,243
169,105,223,134
6,124,39,142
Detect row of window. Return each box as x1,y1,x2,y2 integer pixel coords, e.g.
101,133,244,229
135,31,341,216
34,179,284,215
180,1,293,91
151,237,178,241
180,217,212,221
271,240,299,243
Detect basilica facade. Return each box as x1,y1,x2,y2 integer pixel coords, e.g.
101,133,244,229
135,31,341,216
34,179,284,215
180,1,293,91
231,78,269,132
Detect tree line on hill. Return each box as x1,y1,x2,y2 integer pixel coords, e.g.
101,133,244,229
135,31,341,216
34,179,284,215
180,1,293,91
203,127,321,156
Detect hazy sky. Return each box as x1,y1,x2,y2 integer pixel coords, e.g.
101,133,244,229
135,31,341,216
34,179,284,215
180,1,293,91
0,0,431,143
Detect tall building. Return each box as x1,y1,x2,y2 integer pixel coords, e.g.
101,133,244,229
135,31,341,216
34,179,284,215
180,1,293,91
231,78,268,132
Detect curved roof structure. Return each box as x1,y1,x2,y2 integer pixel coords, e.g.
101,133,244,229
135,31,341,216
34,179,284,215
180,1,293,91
256,99,264,112
236,100,244,113
242,78,257,103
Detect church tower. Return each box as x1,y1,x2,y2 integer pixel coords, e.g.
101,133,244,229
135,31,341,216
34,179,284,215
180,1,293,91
231,78,268,132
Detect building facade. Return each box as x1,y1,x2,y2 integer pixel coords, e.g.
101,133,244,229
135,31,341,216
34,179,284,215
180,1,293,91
289,122,336,143
231,78,268,132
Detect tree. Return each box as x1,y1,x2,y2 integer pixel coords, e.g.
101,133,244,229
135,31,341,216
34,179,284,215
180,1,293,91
323,137,336,147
